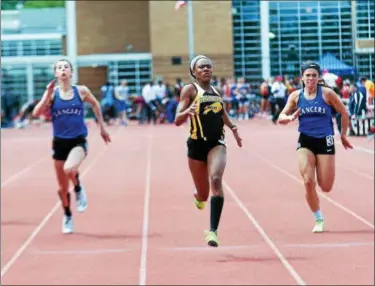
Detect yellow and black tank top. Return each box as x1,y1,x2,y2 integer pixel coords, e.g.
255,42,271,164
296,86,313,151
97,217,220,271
189,83,224,141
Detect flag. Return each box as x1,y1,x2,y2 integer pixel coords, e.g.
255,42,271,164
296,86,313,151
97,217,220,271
175,1,187,10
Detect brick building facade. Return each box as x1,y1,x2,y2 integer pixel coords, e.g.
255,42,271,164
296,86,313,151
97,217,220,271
75,1,234,87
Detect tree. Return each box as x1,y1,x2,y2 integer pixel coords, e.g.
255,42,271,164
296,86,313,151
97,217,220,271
23,1,65,9
1,0,65,10
1,0,20,10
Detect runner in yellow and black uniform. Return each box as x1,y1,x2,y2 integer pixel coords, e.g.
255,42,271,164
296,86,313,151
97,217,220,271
175,55,243,247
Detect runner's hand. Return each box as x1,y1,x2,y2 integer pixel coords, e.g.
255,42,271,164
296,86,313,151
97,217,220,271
340,135,353,150
232,127,242,147
278,108,301,125
186,103,197,116
100,128,111,144
46,79,57,91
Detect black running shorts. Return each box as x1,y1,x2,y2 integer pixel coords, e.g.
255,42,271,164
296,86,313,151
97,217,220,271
187,137,226,162
52,136,88,161
297,132,335,155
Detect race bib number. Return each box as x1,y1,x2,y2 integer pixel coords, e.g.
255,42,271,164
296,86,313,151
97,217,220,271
326,135,334,147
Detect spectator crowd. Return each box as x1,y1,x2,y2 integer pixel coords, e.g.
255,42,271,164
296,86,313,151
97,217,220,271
2,71,374,136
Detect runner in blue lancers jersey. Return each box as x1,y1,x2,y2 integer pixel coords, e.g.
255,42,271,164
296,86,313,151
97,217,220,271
33,59,111,234
277,61,353,233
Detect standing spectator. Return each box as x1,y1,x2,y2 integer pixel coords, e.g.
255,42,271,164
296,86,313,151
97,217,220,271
114,80,130,126
152,78,167,123
349,83,367,119
322,69,339,94
259,78,270,117
340,80,351,100
237,77,250,120
220,77,231,113
360,77,374,107
270,75,287,123
100,82,116,125
229,77,239,118
141,81,157,124
165,93,179,124
174,78,184,98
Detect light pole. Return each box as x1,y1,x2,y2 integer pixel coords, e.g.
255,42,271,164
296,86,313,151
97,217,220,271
65,0,78,84
187,0,195,62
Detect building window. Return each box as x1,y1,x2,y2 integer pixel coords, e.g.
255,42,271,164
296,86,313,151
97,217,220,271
356,0,374,39
33,65,55,99
356,53,374,80
108,60,152,95
1,38,63,57
1,41,19,57
232,0,262,83
269,1,353,78
1,65,27,105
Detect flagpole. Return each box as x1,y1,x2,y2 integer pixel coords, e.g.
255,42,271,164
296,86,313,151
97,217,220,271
187,0,195,61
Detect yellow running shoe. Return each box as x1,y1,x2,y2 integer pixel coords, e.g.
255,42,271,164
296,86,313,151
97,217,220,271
312,219,324,233
194,197,205,210
204,230,219,247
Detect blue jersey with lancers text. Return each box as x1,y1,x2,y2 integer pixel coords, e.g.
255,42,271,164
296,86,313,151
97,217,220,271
51,86,88,139
297,85,334,138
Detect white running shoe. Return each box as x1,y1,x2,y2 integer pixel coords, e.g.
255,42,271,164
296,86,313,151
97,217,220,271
312,219,324,233
75,185,88,213
62,215,73,234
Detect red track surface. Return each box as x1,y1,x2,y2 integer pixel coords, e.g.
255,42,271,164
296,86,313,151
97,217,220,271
1,119,374,285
